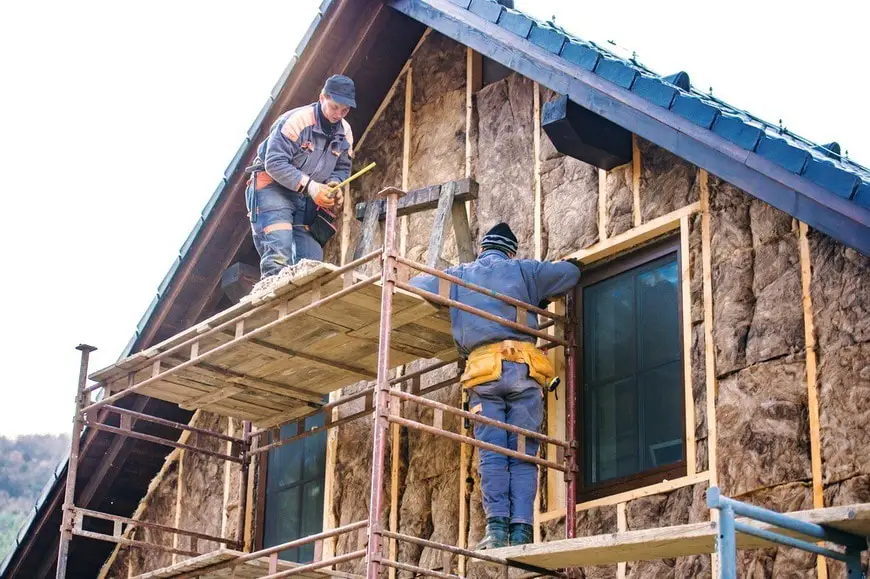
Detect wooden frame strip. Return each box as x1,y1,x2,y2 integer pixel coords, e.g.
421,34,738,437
799,220,828,579
680,216,697,476
545,301,567,514
599,169,608,242
533,82,543,261
538,471,710,522
220,418,236,544
616,502,627,579
563,202,701,264
699,170,718,491
632,134,641,227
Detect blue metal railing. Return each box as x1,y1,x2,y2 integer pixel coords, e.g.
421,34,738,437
707,486,867,578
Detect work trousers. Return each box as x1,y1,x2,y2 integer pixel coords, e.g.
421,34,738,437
246,182,323,278
468,361,544,525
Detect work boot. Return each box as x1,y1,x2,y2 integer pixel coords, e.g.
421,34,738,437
509,522,534,546
476,516,509,550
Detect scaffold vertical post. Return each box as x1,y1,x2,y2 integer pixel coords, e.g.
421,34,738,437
236,420,252,548
366,187,404,579
57,344,97,579
564,291,577,540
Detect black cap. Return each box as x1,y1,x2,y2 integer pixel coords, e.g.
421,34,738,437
323,74,356,108
481,222,518,256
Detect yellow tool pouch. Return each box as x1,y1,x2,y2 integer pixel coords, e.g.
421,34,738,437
461,340,555,389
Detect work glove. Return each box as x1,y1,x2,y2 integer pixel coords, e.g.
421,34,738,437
327,181,344,209
306,181,335,208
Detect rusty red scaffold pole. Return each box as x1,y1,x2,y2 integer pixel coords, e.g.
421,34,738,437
56,344,96,579
365,187,404,579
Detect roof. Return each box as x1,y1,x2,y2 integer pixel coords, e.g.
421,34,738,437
6,0,869,575
390,0,870,255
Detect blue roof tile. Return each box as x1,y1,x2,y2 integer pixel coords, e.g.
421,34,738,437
560,40,599,71
447,0,473,7
135,295,161,334
631,75,676,108
528,23,565,54
247,97,274,139
595,56,637,89
202,179,227,219
295,13,321,57
663,71,691,91
156,257,182,297
711,112,763,151
670,93,720,129
469,0,502,22
853,182,870,209
224,138,251,180
271,56,299,100
179,218,203,257
318,0,335,12
756,134,810,174
497,7,533,38
801,157,861,199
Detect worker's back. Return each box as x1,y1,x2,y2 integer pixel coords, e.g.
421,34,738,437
409,249,580,356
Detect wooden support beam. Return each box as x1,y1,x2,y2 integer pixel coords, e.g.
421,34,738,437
172,446,186,565
680,216,697,476
533,82,543,261
699,171,717,492
355,178,479,221
632,134,641,227
221,418,235,544
401,65,413,259
617,502,627,579
563,202,700,263
427,180,459,268
799,220,828,579
546,300,567,513
599,169,608,242
322,389,342,560
180,385,244,411
451,202,476,263
539,471,710,521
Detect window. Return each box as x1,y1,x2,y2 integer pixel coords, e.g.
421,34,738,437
575,237,685,501
261,412,327,563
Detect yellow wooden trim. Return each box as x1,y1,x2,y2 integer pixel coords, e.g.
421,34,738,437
533,82,543,261
617,502,627,578
799,221,828,579
681,216,697,476
539,471,711,522
220,418,235,542
563,202,700,264
632,134,641,227
546,300,567,513
322,390,341,560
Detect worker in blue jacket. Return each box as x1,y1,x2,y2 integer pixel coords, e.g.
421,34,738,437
245,75,356,277
409,223,582,549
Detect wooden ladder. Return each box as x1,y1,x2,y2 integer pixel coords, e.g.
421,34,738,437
352,178,479,267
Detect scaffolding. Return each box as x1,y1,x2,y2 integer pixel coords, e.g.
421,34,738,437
57,187,579,579
56,186,870,579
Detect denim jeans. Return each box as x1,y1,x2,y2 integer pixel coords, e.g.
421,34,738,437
246,181,323,277
468,361,544,525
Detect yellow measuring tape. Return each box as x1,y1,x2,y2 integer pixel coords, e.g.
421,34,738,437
326,162,377,199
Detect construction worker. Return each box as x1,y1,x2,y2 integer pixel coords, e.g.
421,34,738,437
245,74,356,277
409,223,582,549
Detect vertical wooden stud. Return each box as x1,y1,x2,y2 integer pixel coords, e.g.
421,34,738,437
680,216,696,476
632,134,642,227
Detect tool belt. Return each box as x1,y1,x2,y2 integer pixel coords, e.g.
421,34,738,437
461,340,555,389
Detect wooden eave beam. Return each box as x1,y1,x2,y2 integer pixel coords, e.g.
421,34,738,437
387,0,870,256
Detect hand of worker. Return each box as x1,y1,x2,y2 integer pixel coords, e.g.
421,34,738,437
327,181,344,208
306,181,335,208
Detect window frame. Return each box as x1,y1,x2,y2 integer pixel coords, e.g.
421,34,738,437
573,235,687,502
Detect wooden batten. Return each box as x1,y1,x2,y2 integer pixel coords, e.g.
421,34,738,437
322,390,341,560
617,502,627,578
598,169,608,242
799,220,828,579
631,134,641,227
220,418,236,543
680,217,697,476
171,449,185,564
546,300,567,513
698,170,717,492
533,82,543,261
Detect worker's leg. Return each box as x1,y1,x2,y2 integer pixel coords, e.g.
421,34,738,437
254,209,297,277
469,381,510,549
503,362,543,542
247,183,299,277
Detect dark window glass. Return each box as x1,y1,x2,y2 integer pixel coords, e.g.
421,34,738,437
578,240,685,498
263,410,327,562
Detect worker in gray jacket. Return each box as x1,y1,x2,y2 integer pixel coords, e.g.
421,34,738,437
245,75,356,277
410,223,582,549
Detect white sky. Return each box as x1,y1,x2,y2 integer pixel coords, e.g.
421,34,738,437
0,0,865,437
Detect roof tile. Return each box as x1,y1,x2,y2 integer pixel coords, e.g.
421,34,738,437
202,179,228,219
801,157,861,199
468,0,502,22
497,7,533,38
224,138,251,180
670,93,720,129
560,40,599,71
631,75,676,108
595,56,637,89
756,134,811,174
447,0,473,7
528,23,566,54
711,112,763,151
247,97,274,139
